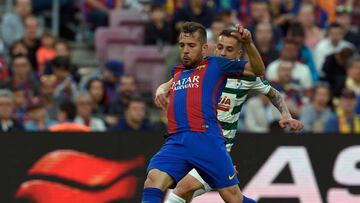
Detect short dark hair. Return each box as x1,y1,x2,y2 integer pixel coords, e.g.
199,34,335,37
12,54,29,62
219,29,236,38
128,94,145,105
150,4,163,13
56,39,71,51
328,22,343,31
52,56,70,71
127,94,146,110
42,31,55,39
11,54,31,69
179,22,207,43
10,40,27,54
59,100,77,120
287,22,305,37
283,39,299,47
218,29,242,49
251,0,268,5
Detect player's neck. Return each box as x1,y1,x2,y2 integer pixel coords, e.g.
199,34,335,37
184,58,203,69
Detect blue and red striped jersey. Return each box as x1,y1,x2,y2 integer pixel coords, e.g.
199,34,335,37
167,56,247,135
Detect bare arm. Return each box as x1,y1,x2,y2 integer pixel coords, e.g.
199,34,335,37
243,42,265,76
154,79,173,110
266,87,304,131
231,25,265,76
266,87,290,116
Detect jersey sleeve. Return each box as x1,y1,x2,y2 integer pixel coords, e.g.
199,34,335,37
213,56,248,74
251,77,271,94
171,64,183,77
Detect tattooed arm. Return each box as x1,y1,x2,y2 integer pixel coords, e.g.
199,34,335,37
266,87,290,116
266,87,303,131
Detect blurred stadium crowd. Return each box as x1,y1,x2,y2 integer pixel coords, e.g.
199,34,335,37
0,0,359,133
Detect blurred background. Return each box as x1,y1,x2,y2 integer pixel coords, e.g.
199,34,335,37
1,1,360,203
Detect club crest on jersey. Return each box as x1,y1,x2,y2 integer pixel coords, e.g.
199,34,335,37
196,64,206,70
171,75,200,91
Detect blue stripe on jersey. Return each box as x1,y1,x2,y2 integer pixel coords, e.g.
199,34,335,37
201,59,226,135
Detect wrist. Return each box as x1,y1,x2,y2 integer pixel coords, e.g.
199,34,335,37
281,112,292,119
156,86,165,96
242,40,253,46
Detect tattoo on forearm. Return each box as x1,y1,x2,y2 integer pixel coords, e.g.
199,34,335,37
266,88,290,115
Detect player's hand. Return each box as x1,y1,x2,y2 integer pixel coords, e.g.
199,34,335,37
154,86,170,111
234,165,239,174
279,114,304,131
231,24,252,44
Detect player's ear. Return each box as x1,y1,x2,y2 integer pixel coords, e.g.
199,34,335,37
237,50,242,60
202,43,208,53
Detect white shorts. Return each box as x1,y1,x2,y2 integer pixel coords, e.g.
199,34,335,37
188,168,213,193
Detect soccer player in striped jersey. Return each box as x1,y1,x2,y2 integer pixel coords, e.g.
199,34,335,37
156,29,303,203
143,22,264,203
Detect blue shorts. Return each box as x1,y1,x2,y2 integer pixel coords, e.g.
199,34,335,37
147,131,238,189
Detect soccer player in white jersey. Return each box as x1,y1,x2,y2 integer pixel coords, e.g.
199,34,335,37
155,29,303,203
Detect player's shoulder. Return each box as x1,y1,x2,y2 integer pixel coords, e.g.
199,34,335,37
171,63,184,76
173,63,184,70
240,76,270,85
239,75,262,82
208,56,233,62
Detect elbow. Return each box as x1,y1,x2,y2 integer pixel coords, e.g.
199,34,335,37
251,62,265,76
254,68,265,76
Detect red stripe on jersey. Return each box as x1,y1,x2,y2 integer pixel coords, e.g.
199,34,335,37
186,60,208,132
167,67,183,134
213,76,226,130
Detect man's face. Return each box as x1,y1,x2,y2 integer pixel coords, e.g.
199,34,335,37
251,2,269,22
89,80,104,102
329,27,344,45
255,23,273,44
24,17,38,40
54,68,69,81
76,96,93,118
335,14,351,30
348,61,360,83
12,57,30,78
151,9,165,22
15,0,32,18
179,32,207,68
341,97,357,114
119,76,136,96
0,96,14,120
40,77,56,97
55,43,70,57
28,108,46,121
215,35,241,60
278,61,293,83
14,90,25,107
281,43,298,60
297,5,315,27
127,101,146,123
314,87,330,106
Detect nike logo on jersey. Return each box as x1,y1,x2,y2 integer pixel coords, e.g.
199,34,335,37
229,173,236,180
